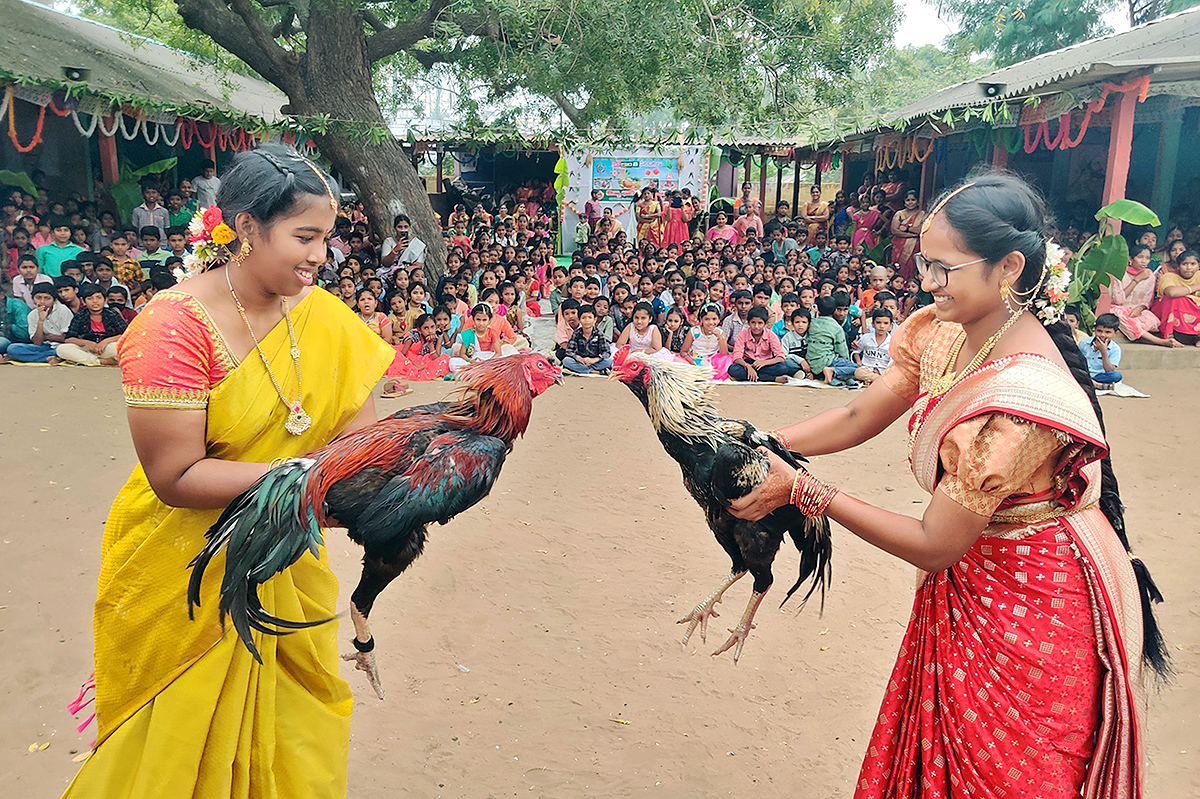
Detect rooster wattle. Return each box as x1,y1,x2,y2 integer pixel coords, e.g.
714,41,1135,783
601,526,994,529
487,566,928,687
188,353,561,698
611,347,832,662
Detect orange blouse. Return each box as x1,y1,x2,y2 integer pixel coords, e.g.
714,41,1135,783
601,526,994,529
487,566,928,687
118,289,237,410
882,306,1070,517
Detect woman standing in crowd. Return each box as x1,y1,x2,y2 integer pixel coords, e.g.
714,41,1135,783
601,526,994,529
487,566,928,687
729,174,1165,799
800,185,830,246
62,144,395,798
636,187,663,248
889,190,924,280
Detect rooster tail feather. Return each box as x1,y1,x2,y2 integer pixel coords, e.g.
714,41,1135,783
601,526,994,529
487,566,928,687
187,459,331,663
780,514,833,614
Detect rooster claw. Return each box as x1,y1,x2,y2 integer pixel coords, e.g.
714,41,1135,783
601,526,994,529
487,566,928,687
342,649,386,700
712,621,757,663
677,603,721,647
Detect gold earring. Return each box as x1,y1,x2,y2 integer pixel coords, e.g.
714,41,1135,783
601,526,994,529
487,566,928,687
1000,280,1017,314
231,239,251,265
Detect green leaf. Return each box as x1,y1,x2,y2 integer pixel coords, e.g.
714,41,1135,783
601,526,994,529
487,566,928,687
130,157,177,178
1079,235,1129,283
0,170,38,195
1094,199,1159,227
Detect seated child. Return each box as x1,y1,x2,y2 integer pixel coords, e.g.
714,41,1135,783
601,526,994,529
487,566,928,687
451,303,508,374
852,308,893,385
781,307,812,378
107,286,138,324
1079,313,1123,387
807,294,858,385
679,304,732,379
728,306,797,383
773,292,799,339
554,298,581,362
58,283,126,366
388,311,451,382
616,300,672,360
563,304,612,374
8,283,71,363
659,307,691,354
592,296,614,342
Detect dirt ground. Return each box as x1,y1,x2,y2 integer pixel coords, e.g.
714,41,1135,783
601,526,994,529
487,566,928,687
0,365,1196,798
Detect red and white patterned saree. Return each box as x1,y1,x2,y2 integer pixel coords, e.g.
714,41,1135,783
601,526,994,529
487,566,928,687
855,307,1145,799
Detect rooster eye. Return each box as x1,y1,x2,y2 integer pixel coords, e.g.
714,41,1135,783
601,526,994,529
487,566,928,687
537,362,545,370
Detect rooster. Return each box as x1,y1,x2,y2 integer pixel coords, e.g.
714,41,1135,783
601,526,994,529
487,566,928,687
611,348,832,662
188,353,562,698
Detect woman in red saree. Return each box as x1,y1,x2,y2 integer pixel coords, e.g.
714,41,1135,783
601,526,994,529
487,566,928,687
730,175,1166,799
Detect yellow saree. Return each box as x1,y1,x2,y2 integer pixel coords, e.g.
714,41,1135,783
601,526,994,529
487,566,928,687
64,287,394,798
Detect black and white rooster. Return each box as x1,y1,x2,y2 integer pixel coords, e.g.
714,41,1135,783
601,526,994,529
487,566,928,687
611,347,832,661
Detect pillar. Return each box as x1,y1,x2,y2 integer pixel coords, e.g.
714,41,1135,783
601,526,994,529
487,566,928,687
1101,88,1140,232
774,161,783,210
435,150,444,194
743,157,751,185
758,154,767,208
991,144,1008,171
1151,102,1183,226
99,120,119,185
792,157,801,212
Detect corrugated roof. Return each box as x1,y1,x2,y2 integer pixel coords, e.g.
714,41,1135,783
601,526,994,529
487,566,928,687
0,0,284,121
890,5,1200,124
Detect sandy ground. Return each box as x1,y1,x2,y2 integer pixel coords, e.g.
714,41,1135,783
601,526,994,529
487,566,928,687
0,364,1196,798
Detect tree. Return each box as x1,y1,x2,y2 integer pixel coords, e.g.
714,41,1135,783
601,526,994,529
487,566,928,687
932,0,1114,66
84,0,901,277
854,44,993,117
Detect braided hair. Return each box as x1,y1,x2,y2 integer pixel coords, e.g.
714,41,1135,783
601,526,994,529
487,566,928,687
938,172,1170,679
216,143,338,228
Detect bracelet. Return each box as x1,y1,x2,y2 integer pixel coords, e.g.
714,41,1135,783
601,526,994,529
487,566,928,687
267,457,289,470
789,470,838,516
770,429,792,451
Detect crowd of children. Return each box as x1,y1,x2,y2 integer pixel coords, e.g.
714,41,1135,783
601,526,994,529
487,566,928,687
6,165,1189,391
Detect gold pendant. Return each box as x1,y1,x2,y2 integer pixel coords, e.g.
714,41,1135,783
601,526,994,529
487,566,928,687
285,404,312,436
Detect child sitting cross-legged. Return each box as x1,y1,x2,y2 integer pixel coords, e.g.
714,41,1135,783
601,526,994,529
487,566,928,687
7,283,71,363
451,303,505,374
563,304,612,375
58,283,126,366
807,294,859,385
728,305,798,383
781,307,812,379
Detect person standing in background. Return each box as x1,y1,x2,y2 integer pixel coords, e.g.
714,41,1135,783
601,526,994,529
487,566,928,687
192,159,221,207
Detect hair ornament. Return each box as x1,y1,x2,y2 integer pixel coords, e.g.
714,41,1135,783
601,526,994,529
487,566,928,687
920,182,975,237
1033,241,1071,326
175,205,237,281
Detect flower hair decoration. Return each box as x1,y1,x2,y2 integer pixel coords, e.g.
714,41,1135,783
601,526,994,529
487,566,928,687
175,206,237,282
1034,241,1071,326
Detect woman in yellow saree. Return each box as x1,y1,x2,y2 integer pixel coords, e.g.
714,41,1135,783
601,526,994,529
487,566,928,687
730,175,1167,799
64,145,395,799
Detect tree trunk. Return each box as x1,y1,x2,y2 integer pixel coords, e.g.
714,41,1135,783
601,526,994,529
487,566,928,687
297,5,447,278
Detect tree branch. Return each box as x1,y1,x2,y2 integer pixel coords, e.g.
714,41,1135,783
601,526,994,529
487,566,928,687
364,0,451,64
173,0,297,93
550,91,590,129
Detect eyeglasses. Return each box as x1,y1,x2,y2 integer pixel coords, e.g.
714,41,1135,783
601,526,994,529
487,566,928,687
914,253,989,288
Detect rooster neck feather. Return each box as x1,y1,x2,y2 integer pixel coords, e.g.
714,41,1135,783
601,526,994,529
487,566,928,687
441,358,534,442
638,357,731,449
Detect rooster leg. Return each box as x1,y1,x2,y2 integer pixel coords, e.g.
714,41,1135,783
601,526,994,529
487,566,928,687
341,601,385,700
677,571,746,647
712,589,768,664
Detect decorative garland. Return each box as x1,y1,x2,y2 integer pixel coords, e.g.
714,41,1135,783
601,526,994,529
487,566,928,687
1020,75,1151,155
8,91,45,153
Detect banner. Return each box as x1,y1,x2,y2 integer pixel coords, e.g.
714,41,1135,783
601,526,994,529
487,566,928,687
591,156,680,201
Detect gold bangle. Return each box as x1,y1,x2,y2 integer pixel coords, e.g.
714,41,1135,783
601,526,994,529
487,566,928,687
267,457,288,470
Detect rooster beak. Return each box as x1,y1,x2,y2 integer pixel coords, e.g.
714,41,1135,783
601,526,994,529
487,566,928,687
607,370,620,382
553,368,564,386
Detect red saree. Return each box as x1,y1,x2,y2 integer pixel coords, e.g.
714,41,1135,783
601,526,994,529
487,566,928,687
857,307,1146,799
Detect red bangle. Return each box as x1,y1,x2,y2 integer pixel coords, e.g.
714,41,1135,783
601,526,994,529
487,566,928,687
790,470,838,516
771,429,791,451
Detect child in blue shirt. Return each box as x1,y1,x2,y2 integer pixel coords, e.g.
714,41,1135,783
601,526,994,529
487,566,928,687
1079,313,1122,387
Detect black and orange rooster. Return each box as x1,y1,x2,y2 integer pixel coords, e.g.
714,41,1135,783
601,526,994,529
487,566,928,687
188,353,561,698
611,348,832,662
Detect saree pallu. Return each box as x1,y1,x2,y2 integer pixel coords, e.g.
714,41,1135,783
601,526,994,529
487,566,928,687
856,354,1144,799
64,289,394,798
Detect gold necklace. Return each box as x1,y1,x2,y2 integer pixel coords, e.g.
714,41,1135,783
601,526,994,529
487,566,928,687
908,309,1024,458
226,267,312,435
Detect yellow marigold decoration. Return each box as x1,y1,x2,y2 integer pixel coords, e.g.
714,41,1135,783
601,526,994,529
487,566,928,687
211,223,237,245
